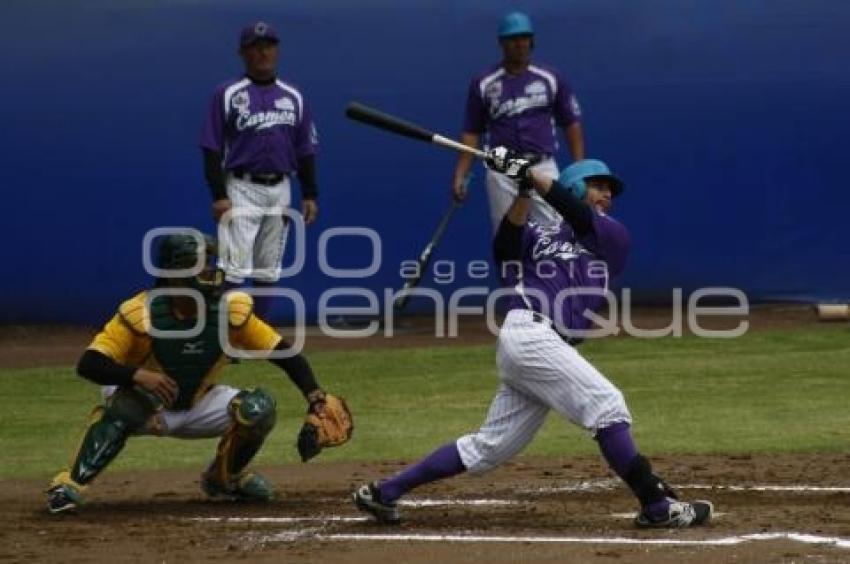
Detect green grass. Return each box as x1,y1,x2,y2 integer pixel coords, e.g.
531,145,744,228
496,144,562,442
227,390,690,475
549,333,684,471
2,326,850,480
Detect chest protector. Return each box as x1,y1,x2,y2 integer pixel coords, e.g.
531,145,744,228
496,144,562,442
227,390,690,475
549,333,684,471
149,296,224,410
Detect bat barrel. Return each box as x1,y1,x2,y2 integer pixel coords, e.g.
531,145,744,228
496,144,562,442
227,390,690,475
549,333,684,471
345,101,486,159
345,102,434,143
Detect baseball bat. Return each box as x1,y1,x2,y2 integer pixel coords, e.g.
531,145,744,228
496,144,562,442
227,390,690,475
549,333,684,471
393,175,471,311
345,102,488,159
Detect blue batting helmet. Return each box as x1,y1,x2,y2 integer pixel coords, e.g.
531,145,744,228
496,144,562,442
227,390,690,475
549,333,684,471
558,159,625,199
498,11,534,39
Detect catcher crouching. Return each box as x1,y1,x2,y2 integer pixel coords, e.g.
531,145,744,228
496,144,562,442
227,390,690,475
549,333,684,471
46,233,352,514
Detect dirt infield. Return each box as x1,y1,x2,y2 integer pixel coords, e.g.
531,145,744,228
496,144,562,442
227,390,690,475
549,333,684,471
3,454,849,563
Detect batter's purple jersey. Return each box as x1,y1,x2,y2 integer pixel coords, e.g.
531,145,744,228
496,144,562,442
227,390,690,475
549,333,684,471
200,77,318,174
464,62,581,156
503,214,630,332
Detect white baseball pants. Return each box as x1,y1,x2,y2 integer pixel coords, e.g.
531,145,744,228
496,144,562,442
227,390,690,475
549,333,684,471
456,309,632,475
486,157,561,233
101,384,240,438
218,173,292,283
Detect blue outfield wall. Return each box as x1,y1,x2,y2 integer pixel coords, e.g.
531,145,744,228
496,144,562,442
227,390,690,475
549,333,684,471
1,0,848,323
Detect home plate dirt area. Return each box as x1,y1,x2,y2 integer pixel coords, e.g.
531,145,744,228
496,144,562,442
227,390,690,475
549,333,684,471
4,454,849,563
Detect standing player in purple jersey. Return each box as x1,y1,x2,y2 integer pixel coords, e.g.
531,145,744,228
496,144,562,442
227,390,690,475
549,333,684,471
353,150,714,529
452,11,586,231
200,21,319,319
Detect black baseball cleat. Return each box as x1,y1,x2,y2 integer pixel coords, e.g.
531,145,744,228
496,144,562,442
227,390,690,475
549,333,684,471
635,499,714,528
46,484,83,514
353,482,401,524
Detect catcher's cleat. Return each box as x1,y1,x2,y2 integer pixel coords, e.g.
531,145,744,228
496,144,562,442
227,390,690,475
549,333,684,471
353,482,401,524
201,471,275,502
635,499,713,529
46,484,83,514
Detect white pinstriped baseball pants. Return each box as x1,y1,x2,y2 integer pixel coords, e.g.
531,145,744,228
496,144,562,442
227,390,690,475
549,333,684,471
456,309,632,475
486,157,561,233
218,173,291,283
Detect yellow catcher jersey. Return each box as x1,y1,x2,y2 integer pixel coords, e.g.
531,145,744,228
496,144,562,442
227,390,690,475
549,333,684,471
88,291,282,406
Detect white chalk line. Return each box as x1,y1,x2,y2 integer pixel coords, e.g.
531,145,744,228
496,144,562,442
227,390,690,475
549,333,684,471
191,516,369,523
522,480,850,494
519,478,621,493
192,511,726,524
188,499,516,524
263,531,850,549
678,484,850,493
192,483,848,549
609,512,727,519
399,498,517,507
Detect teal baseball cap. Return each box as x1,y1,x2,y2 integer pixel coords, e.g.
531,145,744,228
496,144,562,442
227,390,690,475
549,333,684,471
498,11,534,39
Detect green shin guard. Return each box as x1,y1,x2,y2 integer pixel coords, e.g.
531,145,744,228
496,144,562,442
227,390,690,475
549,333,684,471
207,388,277,486
69,388,157,485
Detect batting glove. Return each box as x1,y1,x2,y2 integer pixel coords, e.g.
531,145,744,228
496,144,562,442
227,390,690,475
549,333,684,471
503,157,533,180
484,146,515,173
485,146,533,180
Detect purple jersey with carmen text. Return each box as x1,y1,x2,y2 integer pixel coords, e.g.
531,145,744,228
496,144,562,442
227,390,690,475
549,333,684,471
200,77,317,174
464,62,581,156
504,213,630,332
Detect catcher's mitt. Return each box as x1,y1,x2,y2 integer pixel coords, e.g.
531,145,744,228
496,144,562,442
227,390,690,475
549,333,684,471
297,390,353,462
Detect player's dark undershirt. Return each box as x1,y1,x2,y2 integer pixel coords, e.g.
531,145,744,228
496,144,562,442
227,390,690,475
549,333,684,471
76,342,319,399
492,180,593,264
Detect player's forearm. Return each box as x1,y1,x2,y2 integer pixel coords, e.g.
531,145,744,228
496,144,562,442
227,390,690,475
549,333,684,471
202,149,227,201
76,349,136,387
493,195,531,263
269,341,320,398
296,154,318,200
453,132,481,181
505,190,532,226
530,172,593,235
565,122,585,161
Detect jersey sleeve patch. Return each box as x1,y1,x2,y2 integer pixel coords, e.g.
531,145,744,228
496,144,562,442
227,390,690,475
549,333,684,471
227,291,255,327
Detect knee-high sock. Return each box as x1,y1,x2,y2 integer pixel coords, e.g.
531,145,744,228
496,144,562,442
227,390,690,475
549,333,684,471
379,442,466,503
596,421,638,478
597,422,670,517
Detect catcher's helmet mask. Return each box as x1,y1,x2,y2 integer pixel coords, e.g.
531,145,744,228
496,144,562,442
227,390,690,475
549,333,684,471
155,233,224,298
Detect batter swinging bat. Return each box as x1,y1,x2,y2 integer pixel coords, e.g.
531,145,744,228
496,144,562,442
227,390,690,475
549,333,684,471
393,175,471,311
345,102,487,159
